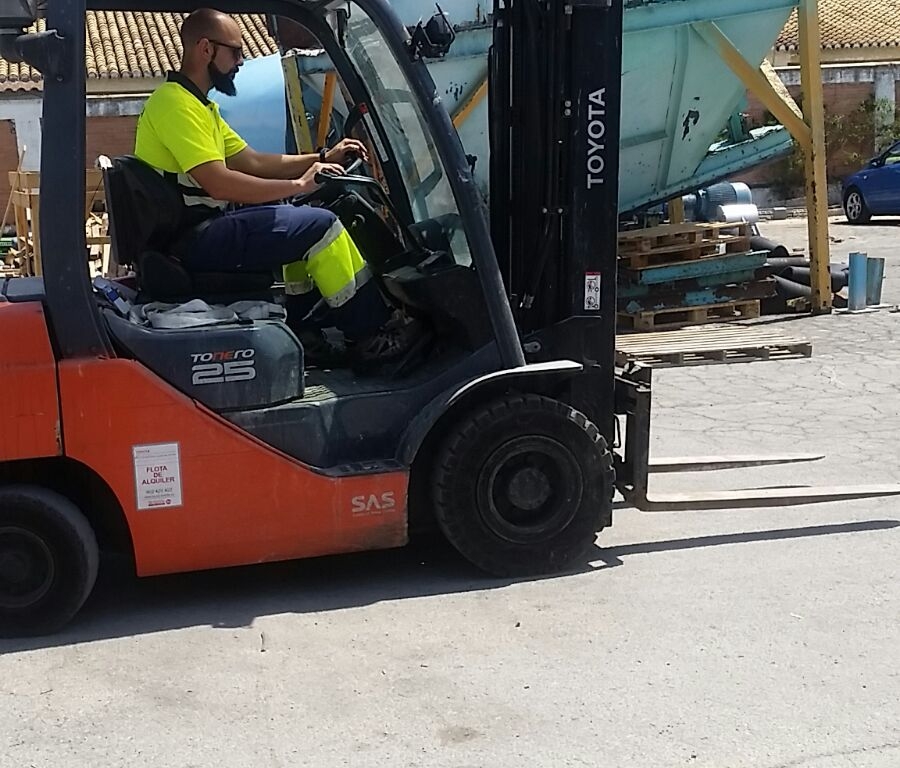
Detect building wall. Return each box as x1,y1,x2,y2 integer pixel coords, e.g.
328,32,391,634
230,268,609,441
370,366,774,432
735,63,900,190
739,81,874,187
0,95,146,232
0,119,19,218
86,115,139,166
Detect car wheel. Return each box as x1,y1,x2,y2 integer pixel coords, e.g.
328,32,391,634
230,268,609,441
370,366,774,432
844,188,871,224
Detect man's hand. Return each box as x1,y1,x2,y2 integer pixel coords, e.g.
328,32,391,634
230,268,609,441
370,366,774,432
325,138,369,166
295,161,346,195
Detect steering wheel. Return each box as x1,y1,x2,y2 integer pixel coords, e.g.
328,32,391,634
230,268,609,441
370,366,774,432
290,152,367,207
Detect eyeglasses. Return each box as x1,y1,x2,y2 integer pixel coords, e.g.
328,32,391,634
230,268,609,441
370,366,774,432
207,39,244,60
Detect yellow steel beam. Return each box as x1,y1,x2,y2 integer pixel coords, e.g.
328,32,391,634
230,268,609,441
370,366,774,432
798,0,832,312
281,54,315,154
317,72,337,150
452,77,488,129
692,21,812,149
760,59,804,121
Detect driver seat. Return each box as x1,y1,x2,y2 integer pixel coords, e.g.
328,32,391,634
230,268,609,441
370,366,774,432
98,155,272,301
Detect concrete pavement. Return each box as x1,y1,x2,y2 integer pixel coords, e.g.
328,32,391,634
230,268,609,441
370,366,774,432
1,216,898,767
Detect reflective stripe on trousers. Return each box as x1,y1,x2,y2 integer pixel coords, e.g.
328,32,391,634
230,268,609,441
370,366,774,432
283,218,371,308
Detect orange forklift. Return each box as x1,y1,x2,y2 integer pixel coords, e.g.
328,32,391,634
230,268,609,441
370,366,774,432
1,0,896,637
0,0,625,636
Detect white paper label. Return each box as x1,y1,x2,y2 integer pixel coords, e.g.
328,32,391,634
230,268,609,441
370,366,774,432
133,443,183,511
584,272,602,311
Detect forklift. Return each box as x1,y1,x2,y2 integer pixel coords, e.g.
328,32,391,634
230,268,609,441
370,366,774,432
0,0,896,637
0,0,625,636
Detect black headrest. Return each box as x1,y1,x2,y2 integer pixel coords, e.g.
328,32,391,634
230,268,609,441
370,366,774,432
103,155,184,266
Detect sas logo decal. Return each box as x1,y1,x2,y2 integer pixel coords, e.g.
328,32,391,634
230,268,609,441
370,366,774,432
351,492,397,515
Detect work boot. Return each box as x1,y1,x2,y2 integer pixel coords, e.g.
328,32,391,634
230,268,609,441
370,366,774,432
285,292,347,368
294,327,348,369
347,311,426,369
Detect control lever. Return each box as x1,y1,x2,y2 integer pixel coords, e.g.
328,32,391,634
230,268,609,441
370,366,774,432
314,169,344,185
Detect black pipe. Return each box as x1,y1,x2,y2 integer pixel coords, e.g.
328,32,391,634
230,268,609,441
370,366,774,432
780,266,849,293
773,274,811,299
750,236,790,260
767,256,811,269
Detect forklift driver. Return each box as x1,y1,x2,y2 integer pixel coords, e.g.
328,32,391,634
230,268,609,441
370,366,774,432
134,8,420,366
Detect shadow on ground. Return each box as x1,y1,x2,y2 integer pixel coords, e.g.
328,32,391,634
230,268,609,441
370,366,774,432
1,519,895,653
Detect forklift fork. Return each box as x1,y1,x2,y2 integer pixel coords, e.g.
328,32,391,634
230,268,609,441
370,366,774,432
615,364,900,511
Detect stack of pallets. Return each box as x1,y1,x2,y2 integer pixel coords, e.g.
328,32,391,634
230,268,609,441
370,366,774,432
617,222,775,332
1,238,24,277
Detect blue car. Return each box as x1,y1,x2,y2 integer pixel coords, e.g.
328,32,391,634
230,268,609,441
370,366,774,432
843,139,900,224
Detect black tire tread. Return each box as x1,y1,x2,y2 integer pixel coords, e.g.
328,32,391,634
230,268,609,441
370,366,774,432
432,394,614,577
0,485,99,637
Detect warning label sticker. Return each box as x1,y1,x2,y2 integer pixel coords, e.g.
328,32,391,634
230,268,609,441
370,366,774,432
584,272,602,311
133,443,183,511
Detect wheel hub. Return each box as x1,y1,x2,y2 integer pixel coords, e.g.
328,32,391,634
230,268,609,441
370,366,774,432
507,466,553,510
477,436,583,544
0,527,54,609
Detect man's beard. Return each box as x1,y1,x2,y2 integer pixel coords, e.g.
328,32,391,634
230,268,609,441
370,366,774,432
208,62,238,96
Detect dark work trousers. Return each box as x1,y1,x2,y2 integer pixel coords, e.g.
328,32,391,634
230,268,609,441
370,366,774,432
185,204,389,340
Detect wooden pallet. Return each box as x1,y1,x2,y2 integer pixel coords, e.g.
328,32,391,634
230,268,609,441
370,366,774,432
616,323,812,368
618,222,753,270
618,221,752,248
618,299,760,332
7,169,109,277
618,278,775,315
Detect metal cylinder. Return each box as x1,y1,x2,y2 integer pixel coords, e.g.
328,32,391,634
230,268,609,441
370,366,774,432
866,257,885,306
715,203,759,224
848,252,868,311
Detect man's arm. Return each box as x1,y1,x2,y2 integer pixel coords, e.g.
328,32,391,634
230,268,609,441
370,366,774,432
226,147,319,180
226,138,369,180
189,159,344,205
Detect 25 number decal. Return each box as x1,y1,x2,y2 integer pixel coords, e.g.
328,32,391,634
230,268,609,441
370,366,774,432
191,360,257,385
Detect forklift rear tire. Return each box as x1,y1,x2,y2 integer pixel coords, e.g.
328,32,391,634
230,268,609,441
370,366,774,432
432,394,613,577
0,486,99,637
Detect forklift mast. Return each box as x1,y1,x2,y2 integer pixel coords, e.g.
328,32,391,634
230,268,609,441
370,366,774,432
491,0,623,339
490,0,624,432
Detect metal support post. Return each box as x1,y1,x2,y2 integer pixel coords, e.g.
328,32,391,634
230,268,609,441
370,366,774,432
798,0,832,313
282,54,315,153
452,77,488,129
316,72,337,149
693,7,832,313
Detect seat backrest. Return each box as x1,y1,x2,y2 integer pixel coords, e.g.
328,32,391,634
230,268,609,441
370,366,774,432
98,155,184,267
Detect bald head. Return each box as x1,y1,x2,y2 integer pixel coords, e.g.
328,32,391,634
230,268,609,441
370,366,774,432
178,8,244,96
180,8,239,48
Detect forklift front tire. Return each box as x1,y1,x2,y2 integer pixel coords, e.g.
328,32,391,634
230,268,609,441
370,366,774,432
0,486,100,638
432,394,613,577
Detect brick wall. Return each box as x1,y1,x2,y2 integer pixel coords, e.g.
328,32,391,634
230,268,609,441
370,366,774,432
0,116,136,236
86,115,138,166
736,81,876,188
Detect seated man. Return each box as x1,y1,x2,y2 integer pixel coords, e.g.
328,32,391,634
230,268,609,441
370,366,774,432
134,8,418,365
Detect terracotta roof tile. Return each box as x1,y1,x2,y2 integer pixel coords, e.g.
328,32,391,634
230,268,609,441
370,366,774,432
0,12,276,92
777,0,900,51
